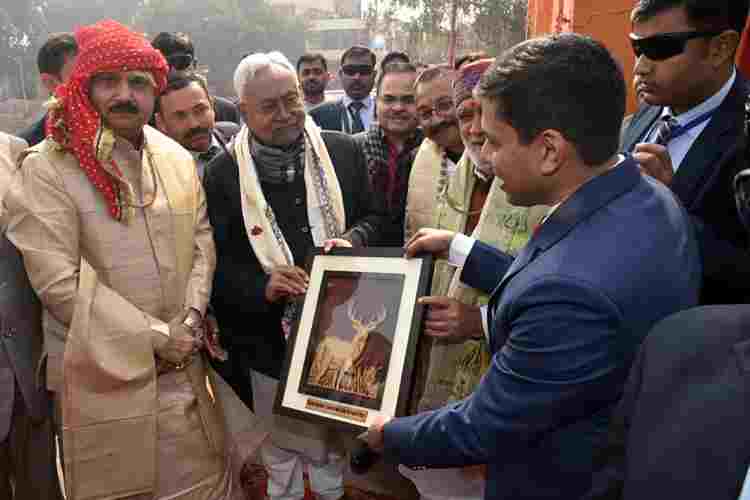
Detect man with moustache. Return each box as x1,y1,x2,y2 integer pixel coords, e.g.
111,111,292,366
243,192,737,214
309,46,376,133
0,132,63,500
353,62,423,246
365,33,701,500
298,53,331,111
204,51,390,500
397,58,545,500
621,0,749,304
156,72,239,180
405,65,466,242
402,65,466,345
5,20,242,499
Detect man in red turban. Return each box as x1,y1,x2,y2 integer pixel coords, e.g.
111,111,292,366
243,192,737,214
5,20,245,499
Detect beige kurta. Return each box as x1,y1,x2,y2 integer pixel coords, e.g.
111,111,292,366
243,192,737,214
3,126,241,500
0,133,26,213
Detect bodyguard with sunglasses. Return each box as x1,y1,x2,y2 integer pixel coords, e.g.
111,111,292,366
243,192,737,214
620,0,750,305
590,99,750,500
151,31,242,125
309,46,377,134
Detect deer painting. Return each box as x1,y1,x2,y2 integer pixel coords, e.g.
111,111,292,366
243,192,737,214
308,299,392,400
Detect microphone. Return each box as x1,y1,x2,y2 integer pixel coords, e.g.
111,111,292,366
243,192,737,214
350,439,381,475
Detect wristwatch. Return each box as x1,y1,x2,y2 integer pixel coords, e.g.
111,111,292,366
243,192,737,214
182,308,203,332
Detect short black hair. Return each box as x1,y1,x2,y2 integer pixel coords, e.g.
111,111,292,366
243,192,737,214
454,52,489,70
380,51,409,70
297,53,327,73
156,71,211,114
340,45,376,67
376,62,418,96
37,33,77,75
151,32,194,57
478,33,625,167
632,0,749,35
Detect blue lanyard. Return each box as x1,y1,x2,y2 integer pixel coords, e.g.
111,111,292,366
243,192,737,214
652,106,720,143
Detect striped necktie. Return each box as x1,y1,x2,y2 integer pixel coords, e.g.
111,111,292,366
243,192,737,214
653,115,679,146
348,101,365,134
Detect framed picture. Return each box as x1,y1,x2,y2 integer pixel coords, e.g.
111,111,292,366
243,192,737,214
274,247,433,431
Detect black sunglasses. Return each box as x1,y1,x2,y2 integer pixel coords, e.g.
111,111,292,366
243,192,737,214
341,64,374,77
167,53,195,71
629,30,724,61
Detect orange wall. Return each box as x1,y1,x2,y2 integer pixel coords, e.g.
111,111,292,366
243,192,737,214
527,0,638,114
738,16,750,77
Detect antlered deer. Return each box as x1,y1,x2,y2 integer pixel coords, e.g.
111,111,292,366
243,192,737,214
308,299,392,399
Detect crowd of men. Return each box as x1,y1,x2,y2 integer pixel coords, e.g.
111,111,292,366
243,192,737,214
1,0,749,499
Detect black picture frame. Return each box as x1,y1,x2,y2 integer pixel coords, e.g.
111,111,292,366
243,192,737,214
274,247,433,432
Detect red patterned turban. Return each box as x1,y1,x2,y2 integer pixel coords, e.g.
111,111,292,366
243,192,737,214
46,19,168,221
453,58,494,106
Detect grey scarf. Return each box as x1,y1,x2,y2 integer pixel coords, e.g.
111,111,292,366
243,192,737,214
250,134,305,184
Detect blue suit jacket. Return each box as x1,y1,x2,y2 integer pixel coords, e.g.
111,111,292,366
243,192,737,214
383,158,701,500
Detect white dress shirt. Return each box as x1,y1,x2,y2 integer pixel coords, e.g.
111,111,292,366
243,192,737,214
342,94,374,132
191,133,221,181
645,68,736,171
448,155,625,339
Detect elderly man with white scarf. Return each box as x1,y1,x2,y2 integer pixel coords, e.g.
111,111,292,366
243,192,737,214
203,51,391,500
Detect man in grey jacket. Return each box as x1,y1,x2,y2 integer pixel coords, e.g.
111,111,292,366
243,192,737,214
0,132,62,499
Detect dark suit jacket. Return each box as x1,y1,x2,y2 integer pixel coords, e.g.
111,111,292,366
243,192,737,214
17,115,46,147
595,305,750,500
204,130,390,379
351,128,423,246
383,158,702,500
213,122,239,147
309,100,349,133
620,76,750,305
214,96,241,125
0,233,47,442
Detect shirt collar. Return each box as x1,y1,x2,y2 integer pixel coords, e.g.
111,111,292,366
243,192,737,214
664,67,736,126
543,155,626,223
343,94,373,111
191,133,220,160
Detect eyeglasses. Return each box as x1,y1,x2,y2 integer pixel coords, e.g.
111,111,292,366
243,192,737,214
417,97,455,122
629,30,723,61
167,53,195,71
341,64,374,77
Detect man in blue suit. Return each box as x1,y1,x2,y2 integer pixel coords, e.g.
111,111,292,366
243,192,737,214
364,33,702,500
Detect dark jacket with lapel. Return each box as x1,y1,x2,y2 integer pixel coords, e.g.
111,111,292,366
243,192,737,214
213,122,239,148
383,158,701,500
351,128,423,246
17,115,46,147
213,96,242,125
204,130,389,379
620,76,750,305
0,233,47,441
595,305,750,500
309,100,347,132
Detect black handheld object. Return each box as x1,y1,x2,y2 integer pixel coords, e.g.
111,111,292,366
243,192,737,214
350,440,381,475
734,93,750,232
